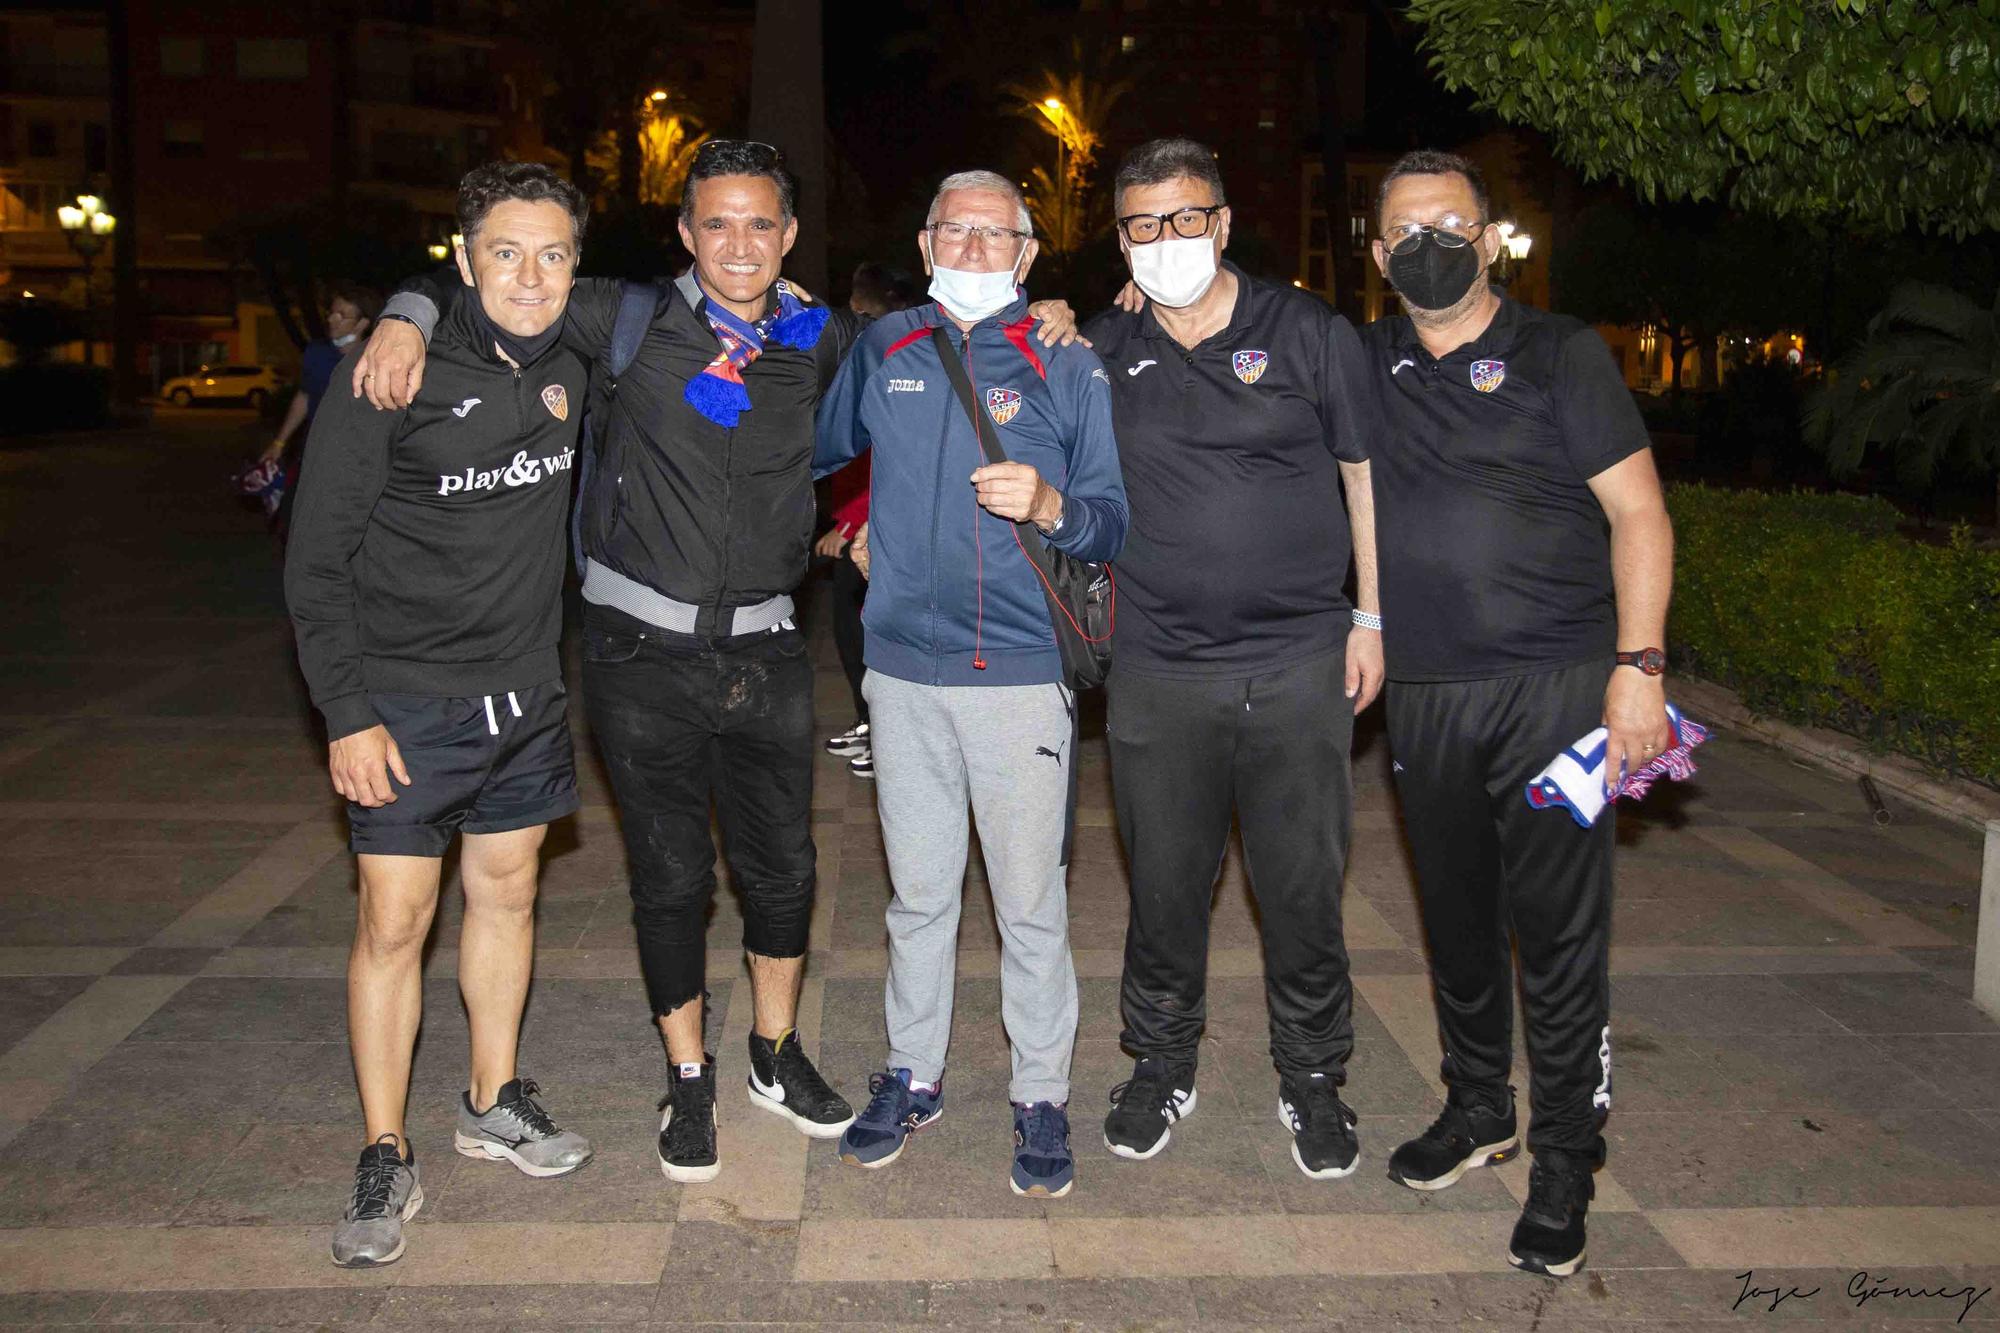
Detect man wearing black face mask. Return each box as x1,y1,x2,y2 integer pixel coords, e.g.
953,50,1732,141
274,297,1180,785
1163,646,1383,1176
1358,150,1674,1280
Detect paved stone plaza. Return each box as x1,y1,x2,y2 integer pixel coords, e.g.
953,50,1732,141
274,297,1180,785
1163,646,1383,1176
1,414,1996,1329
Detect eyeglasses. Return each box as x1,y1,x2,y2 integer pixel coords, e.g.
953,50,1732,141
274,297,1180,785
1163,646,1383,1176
927,220,1032,246
1117,205,1224,245
695,139,783,164
1383,218,1487,256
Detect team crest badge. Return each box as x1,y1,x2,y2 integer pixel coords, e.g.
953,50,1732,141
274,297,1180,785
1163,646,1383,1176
540,384,569,421
1469,359,1506,393
985,386,1021,426
1232,349,1269,385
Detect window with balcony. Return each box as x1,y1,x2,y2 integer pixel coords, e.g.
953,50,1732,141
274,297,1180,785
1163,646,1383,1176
163,120,204,160
236,38,308,80
159,36,204,77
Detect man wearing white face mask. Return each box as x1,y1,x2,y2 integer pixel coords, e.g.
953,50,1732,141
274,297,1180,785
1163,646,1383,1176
815,169,1127,1198
1082,138,1382,1179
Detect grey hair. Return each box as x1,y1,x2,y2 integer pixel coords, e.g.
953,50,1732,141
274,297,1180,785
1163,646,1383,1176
927,170,1032,232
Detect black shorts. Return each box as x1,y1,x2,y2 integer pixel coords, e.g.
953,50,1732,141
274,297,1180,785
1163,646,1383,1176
347,680,580,857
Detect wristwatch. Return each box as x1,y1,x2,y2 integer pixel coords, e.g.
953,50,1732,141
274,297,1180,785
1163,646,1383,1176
1615,647,1668,676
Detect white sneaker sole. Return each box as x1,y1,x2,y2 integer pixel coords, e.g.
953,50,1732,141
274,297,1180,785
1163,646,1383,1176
453,1131,592,1178
1509,1246,1585,1278
747,1081,856,1139
1104,1088,1198,1161
1392,1135,1520,1192
1010,1173,1074,1198
839,1107,942,1168
329,1182,424,1268
1279,1100,1358,1179
658,1105,721,1182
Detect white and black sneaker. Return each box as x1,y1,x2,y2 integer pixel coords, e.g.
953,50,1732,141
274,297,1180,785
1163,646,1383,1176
747,1028,855,1138
825,721,870,757
658,1058,720,1183
1103,1055,1196,1160
1278,1071,1359,1179
848,749,874,779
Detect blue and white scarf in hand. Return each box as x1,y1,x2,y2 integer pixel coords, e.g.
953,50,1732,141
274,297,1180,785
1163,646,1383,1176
1526,702,1710,828
683,277,829,428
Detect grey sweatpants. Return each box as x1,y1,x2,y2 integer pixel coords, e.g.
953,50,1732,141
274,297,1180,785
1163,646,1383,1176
864,669,1079,1105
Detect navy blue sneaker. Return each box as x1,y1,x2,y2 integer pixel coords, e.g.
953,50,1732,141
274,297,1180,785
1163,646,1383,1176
838,1068,942,1168
1010,1101,1075,1198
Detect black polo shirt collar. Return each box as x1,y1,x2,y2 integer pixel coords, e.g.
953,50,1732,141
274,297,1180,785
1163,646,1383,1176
1389,285,1521,362
1135,259,1255,348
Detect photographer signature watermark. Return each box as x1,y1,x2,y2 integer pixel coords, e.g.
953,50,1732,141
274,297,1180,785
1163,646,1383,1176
1733,1270,1991,1323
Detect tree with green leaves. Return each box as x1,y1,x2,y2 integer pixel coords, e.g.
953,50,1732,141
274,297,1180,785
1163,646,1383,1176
1803,284,2000,519
1407,0,2000,238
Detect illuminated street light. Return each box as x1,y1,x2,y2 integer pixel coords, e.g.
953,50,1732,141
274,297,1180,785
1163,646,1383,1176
428,243,450,262
1504,230,1533,261
58,192,116,367
649,89,669,102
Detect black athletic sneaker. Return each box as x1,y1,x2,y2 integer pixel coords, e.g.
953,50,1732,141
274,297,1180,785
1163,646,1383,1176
825,721,870,757
1103,1055,1196,1160
657,1058,720,1183
747,1029,856,1139
1387,1091,1519,1191
1508,1150,1596,1278
1277,1071,1359,1179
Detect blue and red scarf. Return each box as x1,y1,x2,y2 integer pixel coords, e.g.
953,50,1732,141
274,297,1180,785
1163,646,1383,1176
683,277,829,428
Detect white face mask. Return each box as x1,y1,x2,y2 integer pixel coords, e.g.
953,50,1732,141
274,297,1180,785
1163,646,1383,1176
1127,234,1220,309
331,332,359,348
928,262,1020,324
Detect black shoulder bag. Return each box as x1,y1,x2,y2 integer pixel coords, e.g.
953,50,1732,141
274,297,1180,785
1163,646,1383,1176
929,327,1114,691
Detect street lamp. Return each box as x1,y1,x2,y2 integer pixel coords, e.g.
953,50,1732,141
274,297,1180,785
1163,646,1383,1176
1492,221,1533,286
57,193,116,367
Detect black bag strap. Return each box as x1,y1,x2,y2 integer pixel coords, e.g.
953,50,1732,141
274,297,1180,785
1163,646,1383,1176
606,280,659,382
930,326,1012,473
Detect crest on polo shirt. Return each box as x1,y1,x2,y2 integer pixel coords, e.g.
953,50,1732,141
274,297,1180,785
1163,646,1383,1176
540,383,570,421
1469,359,1506,393
1232,349,1269,385
985,386,1021,426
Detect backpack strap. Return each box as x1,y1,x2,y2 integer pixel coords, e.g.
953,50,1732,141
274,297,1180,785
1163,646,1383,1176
605,279,660,382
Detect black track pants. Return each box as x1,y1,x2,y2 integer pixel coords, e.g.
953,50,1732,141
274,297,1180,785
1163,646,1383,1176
1109,647,1355,1080
1385,658,1615,1161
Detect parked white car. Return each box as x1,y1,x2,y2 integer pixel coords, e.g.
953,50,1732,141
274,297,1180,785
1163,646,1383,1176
161,364,281,408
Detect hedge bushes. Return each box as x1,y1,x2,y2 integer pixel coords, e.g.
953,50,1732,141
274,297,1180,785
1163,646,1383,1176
1667,484,2000,789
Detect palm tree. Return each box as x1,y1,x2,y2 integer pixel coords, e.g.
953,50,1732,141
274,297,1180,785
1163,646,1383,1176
1803,283,2000,522
1003,42,1135,274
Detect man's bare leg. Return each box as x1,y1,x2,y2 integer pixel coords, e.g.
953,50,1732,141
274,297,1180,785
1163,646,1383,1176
351,853,444,1152
748,951,804,1040
458,824,545,1110
659,996,705,1064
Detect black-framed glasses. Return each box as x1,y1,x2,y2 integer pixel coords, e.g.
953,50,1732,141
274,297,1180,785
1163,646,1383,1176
695,138,783,164
927,220,1032,246
1117,205,1224,245
1384,219,1487,256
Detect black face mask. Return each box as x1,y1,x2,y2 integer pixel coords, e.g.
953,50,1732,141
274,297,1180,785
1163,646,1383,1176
467,288,564,368
1386,232,1484,313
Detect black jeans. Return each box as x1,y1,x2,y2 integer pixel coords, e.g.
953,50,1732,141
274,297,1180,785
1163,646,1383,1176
1385,658,1615,1161
582,603,817,1018
1108,647,1356,1080
830,553,868,723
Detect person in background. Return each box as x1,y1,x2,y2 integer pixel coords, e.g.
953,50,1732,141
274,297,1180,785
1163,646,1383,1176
265,284,381,538
818,261,918,779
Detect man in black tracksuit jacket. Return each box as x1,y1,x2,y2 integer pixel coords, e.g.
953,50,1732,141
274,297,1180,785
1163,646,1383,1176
287,163,596,1270
358,143,870,1184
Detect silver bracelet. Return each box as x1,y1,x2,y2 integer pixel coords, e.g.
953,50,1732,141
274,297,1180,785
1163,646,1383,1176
1351,609,1383,631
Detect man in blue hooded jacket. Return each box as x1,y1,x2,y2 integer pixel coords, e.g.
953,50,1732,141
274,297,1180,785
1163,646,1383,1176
814,170,1127,1198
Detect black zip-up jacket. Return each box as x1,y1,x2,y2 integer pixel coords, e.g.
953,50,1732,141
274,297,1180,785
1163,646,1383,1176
383,274,862,635
285,296,588,740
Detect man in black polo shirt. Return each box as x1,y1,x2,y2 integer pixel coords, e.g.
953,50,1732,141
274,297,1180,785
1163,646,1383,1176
1083,137,1382,1181
1360,150,1674,1279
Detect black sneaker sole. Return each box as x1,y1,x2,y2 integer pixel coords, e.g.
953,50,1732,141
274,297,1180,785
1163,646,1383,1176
1509,1245,1585,1278
1388,1135,1520,1191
